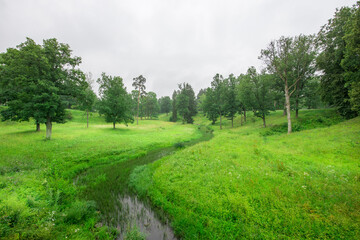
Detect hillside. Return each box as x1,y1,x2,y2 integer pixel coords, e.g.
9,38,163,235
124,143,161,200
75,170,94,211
130,110,360,239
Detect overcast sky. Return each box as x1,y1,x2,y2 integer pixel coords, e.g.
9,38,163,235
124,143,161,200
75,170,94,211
0,0,354,97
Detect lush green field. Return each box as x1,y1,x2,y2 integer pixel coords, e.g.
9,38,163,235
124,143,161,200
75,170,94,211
1,108,359,239
131,110,360,239
0,110,201,239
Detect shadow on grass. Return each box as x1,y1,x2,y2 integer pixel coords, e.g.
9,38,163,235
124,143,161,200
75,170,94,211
6,129,41,135
101,127,132,133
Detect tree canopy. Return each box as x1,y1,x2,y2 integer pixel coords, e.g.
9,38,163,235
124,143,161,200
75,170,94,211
0,38,88,139
97,73,134,128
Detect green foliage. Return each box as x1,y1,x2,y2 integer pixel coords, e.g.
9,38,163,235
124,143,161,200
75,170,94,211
341,2,360,114
176,83,197,124
159,96,172,115
317,4,359,117
132,75,146,124
239,67,275,127
0,38,88,139
97,73,134,128
261,110,344,136
260,34,317,133
142,92,159,119
64,200,96,224
171,90,178,122
202,73,241,128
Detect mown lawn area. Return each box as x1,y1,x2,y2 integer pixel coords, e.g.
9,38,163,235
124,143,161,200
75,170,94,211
131,109,360,239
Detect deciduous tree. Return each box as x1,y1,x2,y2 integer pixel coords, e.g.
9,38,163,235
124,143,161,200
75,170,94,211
0,38,87,139
132,75,146,125
260,35,316,133
97,73,133,128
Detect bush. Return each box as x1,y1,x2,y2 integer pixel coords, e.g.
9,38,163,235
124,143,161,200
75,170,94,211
261,112,343,136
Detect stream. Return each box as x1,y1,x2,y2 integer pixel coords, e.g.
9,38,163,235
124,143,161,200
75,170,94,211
77,125,213,239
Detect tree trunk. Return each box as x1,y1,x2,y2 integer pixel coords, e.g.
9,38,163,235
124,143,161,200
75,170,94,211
113,122,116,129
87,110,89,128
283,101,287,116
263,114,266,128
36,122,40,132
46,118,52,140
295,97,299,118
137,91,140,125
295,81,300,118
243,109,246,122
284,84,292,134
241,115,243,126
231,118,234,128
219,113,222,130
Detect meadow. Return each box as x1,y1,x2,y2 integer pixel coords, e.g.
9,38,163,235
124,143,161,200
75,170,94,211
130,110,360,239
0,110,201,239
1,108,359,239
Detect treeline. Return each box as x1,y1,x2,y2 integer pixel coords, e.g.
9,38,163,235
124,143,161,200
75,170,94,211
197,2,360,133
0,2,359,137
0,41,173,140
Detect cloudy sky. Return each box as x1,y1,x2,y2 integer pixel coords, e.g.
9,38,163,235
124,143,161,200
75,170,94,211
0,0,353,97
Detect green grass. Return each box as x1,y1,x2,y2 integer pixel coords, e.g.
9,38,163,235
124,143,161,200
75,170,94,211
130,109,360,239
1,108,359,239
0,110,201,239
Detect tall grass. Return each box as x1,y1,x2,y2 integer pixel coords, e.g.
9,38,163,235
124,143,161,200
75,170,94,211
0,110,201,239
131,109,360,239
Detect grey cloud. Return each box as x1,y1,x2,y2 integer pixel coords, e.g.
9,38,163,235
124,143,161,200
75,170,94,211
0,0,352,97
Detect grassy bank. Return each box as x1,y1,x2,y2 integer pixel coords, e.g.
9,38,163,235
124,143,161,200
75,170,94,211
0,110,201,239
130,109,360,239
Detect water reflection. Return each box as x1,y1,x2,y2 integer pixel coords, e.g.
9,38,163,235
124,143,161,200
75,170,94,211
116,195,177,240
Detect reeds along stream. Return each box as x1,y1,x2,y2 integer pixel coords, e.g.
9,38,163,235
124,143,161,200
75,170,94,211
76,125,213,239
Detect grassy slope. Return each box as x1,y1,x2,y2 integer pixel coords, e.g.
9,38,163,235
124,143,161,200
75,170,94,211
0,110,201,239
131,110,360,239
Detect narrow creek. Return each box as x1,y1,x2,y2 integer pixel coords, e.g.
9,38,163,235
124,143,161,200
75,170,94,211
76,125,213,239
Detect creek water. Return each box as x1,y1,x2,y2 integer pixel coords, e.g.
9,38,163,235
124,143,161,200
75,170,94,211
78,125,213,239
116,195,176,240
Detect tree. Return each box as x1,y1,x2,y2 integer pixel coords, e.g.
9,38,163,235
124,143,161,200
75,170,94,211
202,88,219,125
79,72,97,128
235,74,249,125
196,88,206,112
0,38,87,139
170,90,178,122
159,96,171,115
245,67,275,127
316,6,357,117
302,77,323,109
341,2,360,114
97,73,133,128
260,35,316,134
176,83,197,124
143,92,159,119
132,75,146,125
208,74,228,129
224,74,239,128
